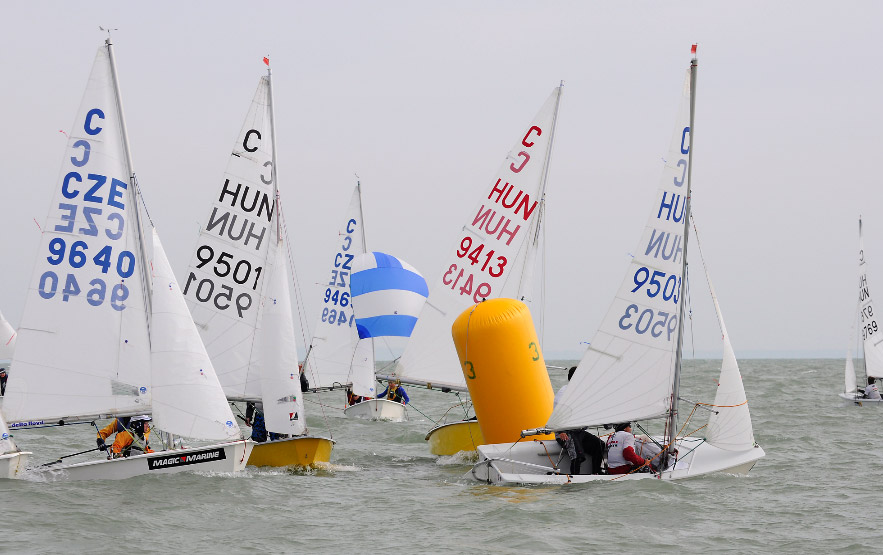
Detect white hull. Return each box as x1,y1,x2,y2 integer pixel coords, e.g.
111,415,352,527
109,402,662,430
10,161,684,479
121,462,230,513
838,392,883,403
0,451,31,479
343,399,407,422
471,437,765,485
28,440,253,481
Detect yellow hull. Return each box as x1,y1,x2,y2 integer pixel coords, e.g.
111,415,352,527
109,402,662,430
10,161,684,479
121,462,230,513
247,436,334,468
425,420,485,456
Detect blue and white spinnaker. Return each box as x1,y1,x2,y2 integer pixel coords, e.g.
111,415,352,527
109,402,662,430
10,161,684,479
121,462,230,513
350,252,428,339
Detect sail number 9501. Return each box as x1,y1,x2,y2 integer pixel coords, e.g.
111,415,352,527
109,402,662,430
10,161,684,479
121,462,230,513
618,304,678,341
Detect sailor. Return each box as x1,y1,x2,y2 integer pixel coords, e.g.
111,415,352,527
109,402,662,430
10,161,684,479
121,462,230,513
0,366,7,396
864,377,881,400
299,363,310,393
345,387,367,407
376,382,409,405
96,415,153,458
245,402,268,442
605,422,652,475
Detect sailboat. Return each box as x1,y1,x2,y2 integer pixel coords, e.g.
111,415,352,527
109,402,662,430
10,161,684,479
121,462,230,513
840,217,883,403
3,38,251,481
384,85,562,454
183,60,332,468
343,250,428,422
471,45,765,484
299,184,377,415
0,308,29,477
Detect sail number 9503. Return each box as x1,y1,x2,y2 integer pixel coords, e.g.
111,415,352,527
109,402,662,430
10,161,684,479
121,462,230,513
631,266,680,305
618,304,678,341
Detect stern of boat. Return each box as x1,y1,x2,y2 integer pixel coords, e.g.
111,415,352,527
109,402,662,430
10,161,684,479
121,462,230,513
247,436,334,467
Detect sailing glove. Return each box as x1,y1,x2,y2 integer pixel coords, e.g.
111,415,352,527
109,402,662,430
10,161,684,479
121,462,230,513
97,438,106,451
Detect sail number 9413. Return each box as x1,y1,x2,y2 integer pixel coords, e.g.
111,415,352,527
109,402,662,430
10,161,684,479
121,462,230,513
618,304,678,340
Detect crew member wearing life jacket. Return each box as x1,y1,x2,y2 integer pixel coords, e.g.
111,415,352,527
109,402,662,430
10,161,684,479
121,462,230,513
606,422,651,475
864,377,881,400
376,382,409,405
96,415,153,458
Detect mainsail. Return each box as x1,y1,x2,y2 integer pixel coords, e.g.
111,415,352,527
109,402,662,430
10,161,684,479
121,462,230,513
303,184,374,397
858,218,883,379
548,69,693,431
394,86,562,390
184,76,276,400
4,44,152,423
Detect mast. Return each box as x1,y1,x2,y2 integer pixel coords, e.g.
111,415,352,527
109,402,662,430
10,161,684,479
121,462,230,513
859,216,869,385
105,37,153,328
355,179,377,382
266,61,282,241
664,46,698,467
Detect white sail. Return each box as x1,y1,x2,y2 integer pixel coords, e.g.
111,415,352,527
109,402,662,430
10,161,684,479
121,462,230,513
149,231,240,440
0,409,17,455
304,185,375,396
184,76,275,400
845,345,858,395
395,86,562,390
858,219,883,379
548,70,692,430
0,310,15,364
4,45,152,423
703,268,755,451
257,252,306,435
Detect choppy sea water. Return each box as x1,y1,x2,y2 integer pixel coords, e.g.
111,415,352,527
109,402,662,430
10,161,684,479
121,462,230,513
1,359,880,554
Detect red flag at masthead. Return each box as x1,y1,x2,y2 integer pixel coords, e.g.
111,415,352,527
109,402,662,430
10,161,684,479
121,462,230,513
691,44,697,55
263,56,270,66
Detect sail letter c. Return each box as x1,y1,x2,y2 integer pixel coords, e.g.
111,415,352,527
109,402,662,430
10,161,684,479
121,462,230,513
70,140,91,167
346,218,357,233
243,129,261,152
84,108,104,136
510,151,530,173
680,126,690,154
260,160,273,185
522,126,542,147
673,159,687,187
62,172,82,199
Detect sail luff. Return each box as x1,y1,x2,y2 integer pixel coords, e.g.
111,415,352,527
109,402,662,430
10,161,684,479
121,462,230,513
105,38,153,322
664,49,698,460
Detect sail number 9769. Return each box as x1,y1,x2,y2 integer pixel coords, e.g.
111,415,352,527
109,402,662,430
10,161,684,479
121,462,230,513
618,304,678,341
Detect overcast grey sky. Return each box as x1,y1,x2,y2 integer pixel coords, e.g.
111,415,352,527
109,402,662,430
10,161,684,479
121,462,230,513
1,1,881,358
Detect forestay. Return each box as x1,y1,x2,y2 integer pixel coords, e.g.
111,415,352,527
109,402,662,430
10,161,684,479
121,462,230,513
350,252,428,339
395,86,562,390
184,77,275,400
548,71,693,430
303,185,374,397
858,218,883,379
4,46,152,423
150,232,240,441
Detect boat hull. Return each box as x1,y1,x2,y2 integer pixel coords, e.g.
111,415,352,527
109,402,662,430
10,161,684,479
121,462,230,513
0,452,31,479
247,436,334,467
838,392,883,403
29,440,253,481
471,437,765,485
343,399,406,422
425,420,484,455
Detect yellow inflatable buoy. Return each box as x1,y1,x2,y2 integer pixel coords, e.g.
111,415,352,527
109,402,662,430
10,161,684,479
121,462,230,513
451,298,554,444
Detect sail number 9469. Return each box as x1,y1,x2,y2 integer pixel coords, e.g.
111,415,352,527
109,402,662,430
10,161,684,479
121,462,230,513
618,304,678,341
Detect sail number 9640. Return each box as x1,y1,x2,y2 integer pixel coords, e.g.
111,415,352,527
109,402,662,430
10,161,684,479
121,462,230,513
618,304,678,341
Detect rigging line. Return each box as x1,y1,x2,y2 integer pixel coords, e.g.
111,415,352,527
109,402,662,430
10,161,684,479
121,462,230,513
280,205,333,439
689,213,724,338
407,403,438,426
